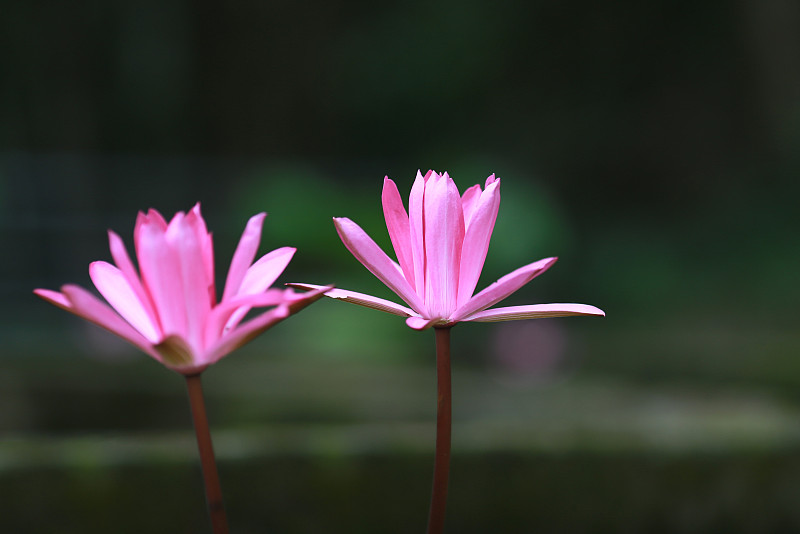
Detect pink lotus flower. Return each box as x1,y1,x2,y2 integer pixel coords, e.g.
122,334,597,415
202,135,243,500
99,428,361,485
293,170,604,329
35,204,326,375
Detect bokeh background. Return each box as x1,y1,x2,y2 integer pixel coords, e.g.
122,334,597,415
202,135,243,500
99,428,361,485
2,1,800,532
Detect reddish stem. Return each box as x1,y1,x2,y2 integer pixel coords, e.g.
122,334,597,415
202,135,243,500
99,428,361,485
185,373,229,534
427,326,452,534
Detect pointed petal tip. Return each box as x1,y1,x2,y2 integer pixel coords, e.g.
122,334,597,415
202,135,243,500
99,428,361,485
295,283,335,295
286,282,335,293
244,211,267,230
286,282,320,291
537,256,559,270
563,303,605,317
382,176,399,193
142,208,168,228
34,288,71,308
286,283,333,313
259,245,297,262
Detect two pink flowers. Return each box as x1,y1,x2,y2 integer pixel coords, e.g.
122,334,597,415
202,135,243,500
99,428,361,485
35,171,604,372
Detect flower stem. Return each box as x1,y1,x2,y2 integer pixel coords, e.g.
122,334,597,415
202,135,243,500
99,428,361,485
185,373,229,534
427,326,452,534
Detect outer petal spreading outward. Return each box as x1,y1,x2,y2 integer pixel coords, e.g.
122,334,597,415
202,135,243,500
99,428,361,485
35,204,328,374
291,171,604,330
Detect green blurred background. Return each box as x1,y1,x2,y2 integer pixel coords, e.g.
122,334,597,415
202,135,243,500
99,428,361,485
2,0,800,532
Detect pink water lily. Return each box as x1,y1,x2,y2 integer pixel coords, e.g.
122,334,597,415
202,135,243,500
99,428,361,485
293,170,604,329
35,204,326,375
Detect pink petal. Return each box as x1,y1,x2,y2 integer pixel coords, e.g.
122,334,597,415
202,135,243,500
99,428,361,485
89,261,160,342
221,246,296,331
137,213,187,338
457,177,500,307
408,170,428,296
134,209,167,261
451,256,557,322
58,284,160,359
238,247,296,297
406,316,440,330
108,230,160,336
463,303,606,322
382,177,415,287
423,172,464,318
166,210,211,353
222,212,267,302
288,283,416,317
34,288,71,309
189,204,216,305
460,183,482,226
333,217,425,313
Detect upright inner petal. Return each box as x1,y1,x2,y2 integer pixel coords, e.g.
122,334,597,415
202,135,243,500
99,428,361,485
408,170,429,298
460,183,483,226
423,172,464,318
166,210,212,354
222,212,267,302
189,204,216,306
137,212,187,343
382,177,415,288
457,177,500,307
